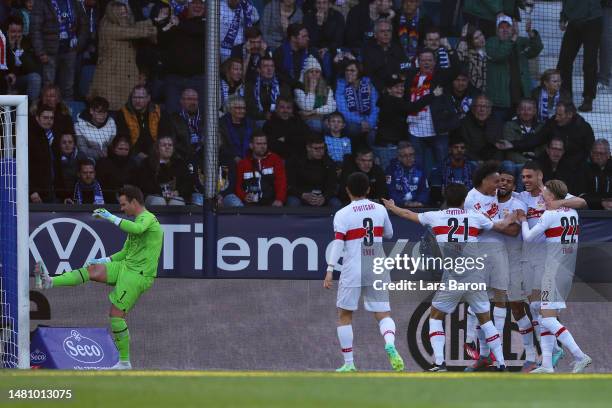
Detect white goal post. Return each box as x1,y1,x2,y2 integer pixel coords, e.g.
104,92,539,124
0,95,29,369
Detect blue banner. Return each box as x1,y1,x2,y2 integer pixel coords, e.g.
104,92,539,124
28,211,612,279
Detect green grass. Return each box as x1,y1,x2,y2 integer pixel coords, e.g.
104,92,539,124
1,371,611,407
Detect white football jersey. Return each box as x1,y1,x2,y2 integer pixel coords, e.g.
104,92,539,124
496,196,527,244
333,199,393,287
515,191,575,240
418,208,494,243
522,207,579,244
464,188,501,243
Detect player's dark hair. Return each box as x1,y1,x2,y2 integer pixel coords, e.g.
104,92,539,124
346,172,370,197
522,160,542,172
472,161,500,188
499,168,515,180
119,185,144,205
445,183,468,207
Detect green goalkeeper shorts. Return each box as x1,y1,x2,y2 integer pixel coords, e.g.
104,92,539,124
105,261,155,312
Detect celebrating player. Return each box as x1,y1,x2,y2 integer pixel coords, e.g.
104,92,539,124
463,162,520,370
383,183,515,372
520,180,592,373
34,185,163,370
324,172,405,373
516,161,586,368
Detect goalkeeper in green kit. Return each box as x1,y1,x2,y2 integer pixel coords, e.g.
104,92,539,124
34,185,163,370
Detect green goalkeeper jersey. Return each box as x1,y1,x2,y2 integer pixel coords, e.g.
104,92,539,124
110,210,163,277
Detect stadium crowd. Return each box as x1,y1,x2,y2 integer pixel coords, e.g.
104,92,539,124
3,0,611,208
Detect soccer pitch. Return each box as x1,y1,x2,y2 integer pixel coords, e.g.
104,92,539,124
1,371,612,407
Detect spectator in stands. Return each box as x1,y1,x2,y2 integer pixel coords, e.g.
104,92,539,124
392,0,433,62
134,135,192,206
374,74,409,156
446,69,478,121
460,94,503,162
324,111,352,166
220,95,255,163
88,1,156,111
231,27,271,82
405,49,450,175
15,0,33,37
167,88,203,161
557,0,603,112
220,0,259,62
158,0,205,115
53,132,87,201
75,0,98,100
423,27,459,70
273,23,314,88
463,0,517,38
220,57,245,109
286,134,340,207
5,15,41,101
456,25,487,92
29,105,56,203
485,15,543,122
303,0,345,58
536,137,585,194
64,159,105,204
294,55,336,133
95,135,137,203
598,1,612,91
531,69,571,123
585,139,612,210
115,85,169,162
361,19,410,92
30,0,87,100
261,0,303,49
338,147,388,203
245,55,289,125
263,94,310,159
385,141,429,207
35,83,74,134
232,130,287,206
498,98,544,168
345,0,395,52
75,96,117,162
439,133,475,193
497,101,595,169
335,60,379,140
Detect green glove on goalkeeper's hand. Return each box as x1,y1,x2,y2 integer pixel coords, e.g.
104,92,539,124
92,208,121,226
84,257,111,267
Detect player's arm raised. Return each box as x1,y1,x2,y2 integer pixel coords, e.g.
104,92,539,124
382,198,420,224
549,195,587,210
93,208,155,235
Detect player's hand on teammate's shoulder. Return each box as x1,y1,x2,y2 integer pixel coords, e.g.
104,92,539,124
381,198,395,210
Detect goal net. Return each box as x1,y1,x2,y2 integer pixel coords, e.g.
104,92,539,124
0,96,29,369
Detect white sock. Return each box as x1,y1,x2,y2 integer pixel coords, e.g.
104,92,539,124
466,306,478,344
517,315,537,362
493,306,507,345
539,323,555,369
429,318,445,365
481,321,505,366
378,317,396,346
337,325,354,364
476,325,490,357
541,317,585,361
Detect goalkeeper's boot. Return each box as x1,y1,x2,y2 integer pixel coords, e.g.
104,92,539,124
108,360,132,370
571,354,592,373
530,366,554,374
34,262,53,290
464,355,493,372
335,362,357,372
552,346,566,368
384,344,405,372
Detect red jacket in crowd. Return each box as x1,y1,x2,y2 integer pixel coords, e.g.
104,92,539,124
235,152,287,204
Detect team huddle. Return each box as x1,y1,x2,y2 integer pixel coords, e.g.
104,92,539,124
326,164,592,373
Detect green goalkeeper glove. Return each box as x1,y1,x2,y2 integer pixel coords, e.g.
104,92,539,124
92,208,121,226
